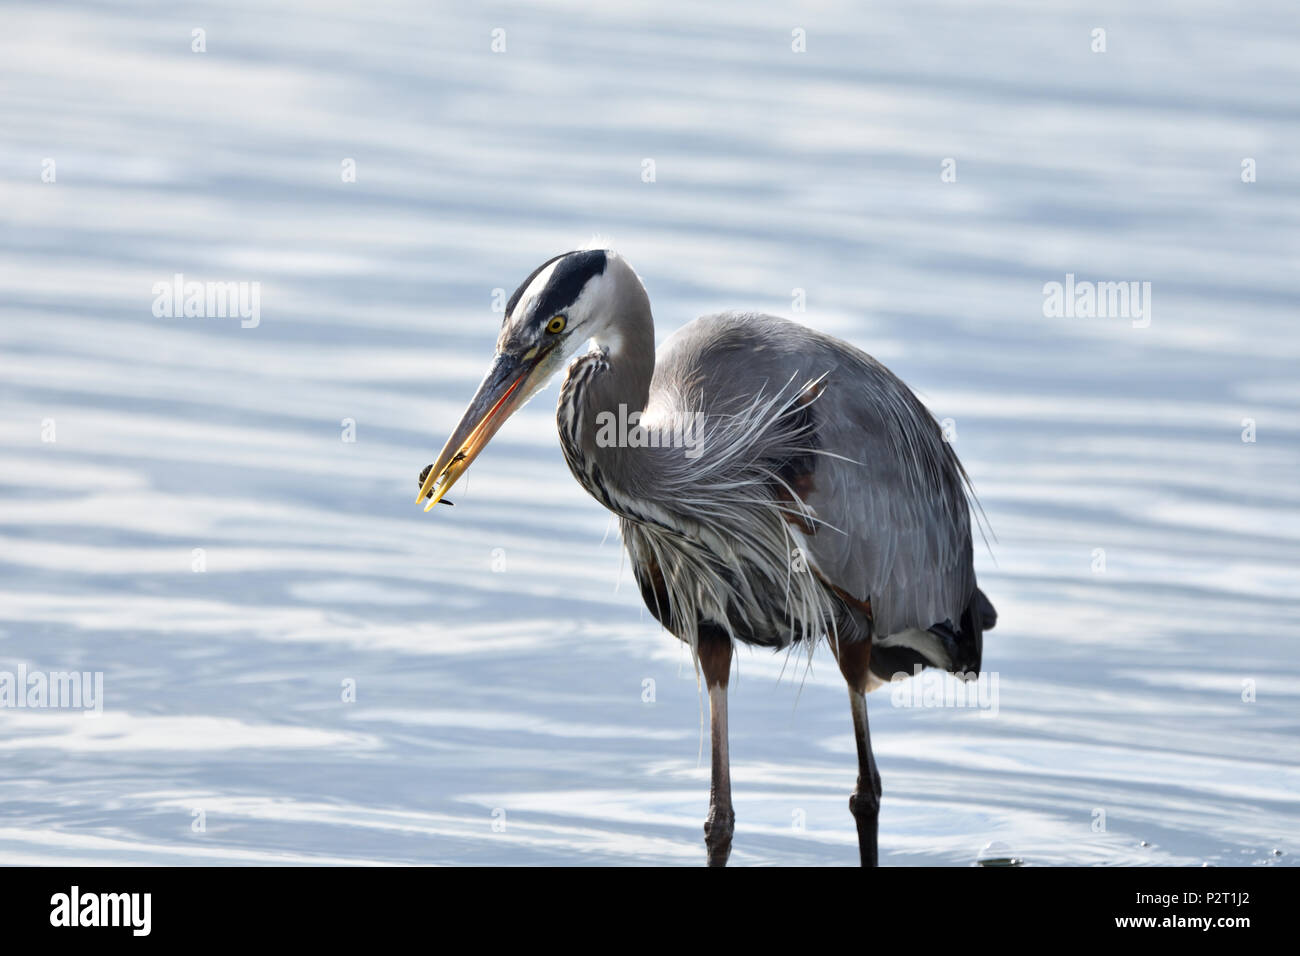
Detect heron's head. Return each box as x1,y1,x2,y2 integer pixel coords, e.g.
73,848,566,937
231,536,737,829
417,248,639,509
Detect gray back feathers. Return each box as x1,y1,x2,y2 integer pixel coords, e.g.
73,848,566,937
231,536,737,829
557,305,977,651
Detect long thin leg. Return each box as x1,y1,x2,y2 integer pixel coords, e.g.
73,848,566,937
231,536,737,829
831,637,881,867
698,633,734,867
846,684,881,866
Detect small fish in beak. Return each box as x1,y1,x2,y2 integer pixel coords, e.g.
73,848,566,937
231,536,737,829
416,463,455,505
415,352,537,511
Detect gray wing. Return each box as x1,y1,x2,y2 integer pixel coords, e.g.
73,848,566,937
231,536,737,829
800,346,975,638
653,311,976,639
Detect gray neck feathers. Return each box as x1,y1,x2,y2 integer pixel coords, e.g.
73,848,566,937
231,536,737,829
558,264,658,509
556,285,838,652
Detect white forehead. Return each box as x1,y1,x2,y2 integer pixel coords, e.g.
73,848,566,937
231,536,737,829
515,253,620,322
518,261,560,314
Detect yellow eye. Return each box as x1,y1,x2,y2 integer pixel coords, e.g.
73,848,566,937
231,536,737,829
546,315,567,334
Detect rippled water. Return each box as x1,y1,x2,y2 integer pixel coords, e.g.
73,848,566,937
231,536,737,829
1,0,1297,865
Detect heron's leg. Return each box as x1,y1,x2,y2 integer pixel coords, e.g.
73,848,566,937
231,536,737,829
698,633,734,867
832,637,881,867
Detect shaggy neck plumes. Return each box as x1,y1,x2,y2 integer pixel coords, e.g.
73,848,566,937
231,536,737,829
556,294,838,654
556,269,661,515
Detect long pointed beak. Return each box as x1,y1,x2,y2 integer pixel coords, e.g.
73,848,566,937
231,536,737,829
417,353,529,511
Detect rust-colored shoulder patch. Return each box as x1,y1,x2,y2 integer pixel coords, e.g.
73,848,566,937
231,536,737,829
796,378,826,406
774,475,817,534
814,569,874,624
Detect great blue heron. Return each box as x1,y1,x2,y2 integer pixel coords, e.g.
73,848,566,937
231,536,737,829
417,249,997,866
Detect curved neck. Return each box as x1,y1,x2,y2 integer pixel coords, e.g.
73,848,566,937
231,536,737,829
558,284,659,513
589,299,655,420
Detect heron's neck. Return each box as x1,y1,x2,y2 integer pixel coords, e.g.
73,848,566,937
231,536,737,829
590,299,655,415
558,293,659,513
